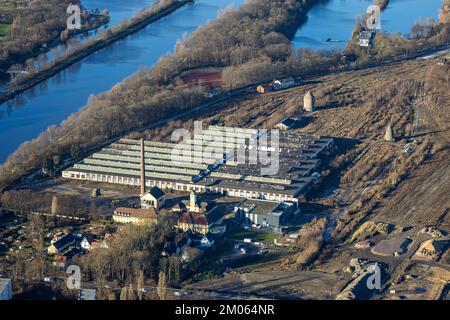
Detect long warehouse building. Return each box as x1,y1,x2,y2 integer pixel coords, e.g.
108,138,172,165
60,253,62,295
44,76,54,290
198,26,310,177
62,125,333,203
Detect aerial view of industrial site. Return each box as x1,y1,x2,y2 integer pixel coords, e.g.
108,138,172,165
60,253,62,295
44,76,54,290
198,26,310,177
0,0,449,314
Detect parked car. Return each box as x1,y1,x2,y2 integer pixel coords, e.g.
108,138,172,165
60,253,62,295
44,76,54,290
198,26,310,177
43,277,54,283
174,291,188,297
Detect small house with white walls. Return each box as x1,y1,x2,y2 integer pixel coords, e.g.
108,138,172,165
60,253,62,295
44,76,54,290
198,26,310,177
141,186,166,210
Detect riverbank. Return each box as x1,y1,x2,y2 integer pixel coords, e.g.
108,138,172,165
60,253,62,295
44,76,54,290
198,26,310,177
0,0,193,105
0,13,109,84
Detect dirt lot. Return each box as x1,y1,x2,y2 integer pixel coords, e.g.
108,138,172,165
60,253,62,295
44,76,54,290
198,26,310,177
186,269,349,300
384,263,450,300
179,69,223,89
376,157,450,228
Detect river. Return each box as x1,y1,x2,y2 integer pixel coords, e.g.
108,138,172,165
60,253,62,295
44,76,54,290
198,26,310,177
0,0,245,163
293,0,444,50
0,0,444,163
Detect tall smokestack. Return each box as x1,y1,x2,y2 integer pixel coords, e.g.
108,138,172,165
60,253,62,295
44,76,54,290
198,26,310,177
140,138,146,197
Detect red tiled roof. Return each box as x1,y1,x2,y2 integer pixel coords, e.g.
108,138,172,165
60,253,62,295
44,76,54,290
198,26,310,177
179,212,208,226
90,241,103,250
53,255,68,263
179,204,228,226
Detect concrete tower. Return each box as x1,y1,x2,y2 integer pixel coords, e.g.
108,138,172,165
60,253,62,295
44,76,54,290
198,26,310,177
189,191,199,212
140,138,146,197
385,123,394,142
304,91,315,112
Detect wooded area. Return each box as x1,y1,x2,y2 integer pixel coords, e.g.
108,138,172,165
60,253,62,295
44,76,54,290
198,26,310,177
0,0,78,73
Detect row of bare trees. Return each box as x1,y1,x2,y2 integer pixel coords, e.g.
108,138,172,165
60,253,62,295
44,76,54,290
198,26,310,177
1,190,92,218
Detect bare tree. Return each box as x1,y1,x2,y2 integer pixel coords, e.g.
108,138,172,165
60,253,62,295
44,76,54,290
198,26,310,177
157,271,167,300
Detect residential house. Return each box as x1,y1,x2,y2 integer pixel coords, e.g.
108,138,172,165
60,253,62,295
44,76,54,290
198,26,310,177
53,246,84,267
80,235,96,251
257,84,272,94
50,232,66,244
177,204,228,235
65,247,84,260
113,207,158,225
53,255,68,268
358,31,375,47
174,231,192,255
161,232,192,257
0,278,12,300
141,186,166,210
47,234,77,255
172,201,187,213
275,118,297,131
80,235,108,251
271,77,297,91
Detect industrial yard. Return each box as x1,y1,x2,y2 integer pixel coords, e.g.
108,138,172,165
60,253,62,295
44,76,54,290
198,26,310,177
62,125,334,204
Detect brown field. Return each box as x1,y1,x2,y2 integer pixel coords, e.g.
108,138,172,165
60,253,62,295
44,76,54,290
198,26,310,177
179,69,223,88
376,157,450,228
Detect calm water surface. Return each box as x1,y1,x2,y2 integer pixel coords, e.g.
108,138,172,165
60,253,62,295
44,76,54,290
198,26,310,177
293,0,443,50
0,0,244,163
